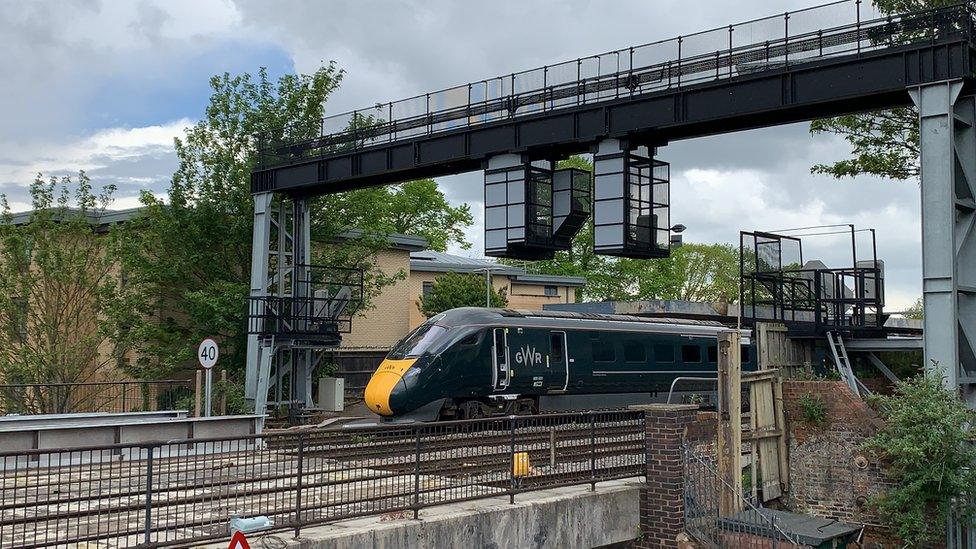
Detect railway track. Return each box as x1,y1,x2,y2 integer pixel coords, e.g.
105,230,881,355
0,415,646,549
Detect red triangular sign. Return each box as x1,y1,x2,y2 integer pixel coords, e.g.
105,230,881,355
229,531,250,549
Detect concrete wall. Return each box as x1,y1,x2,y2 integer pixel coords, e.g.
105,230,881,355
210,481,641,549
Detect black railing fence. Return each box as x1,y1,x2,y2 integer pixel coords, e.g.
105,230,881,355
684,446,802,548
0,410,645,548
0,380,193,416
246,264,363,341
253,0,974,172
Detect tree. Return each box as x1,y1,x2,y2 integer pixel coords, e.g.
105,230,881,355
366,179,472,252
0,174,128,413
810,0,956,181
904,296,924,319
864,370,976,545
419,272,508,317
627,243,740,303
111,66,472,380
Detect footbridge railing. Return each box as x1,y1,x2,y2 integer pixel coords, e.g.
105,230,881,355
255,1,974,172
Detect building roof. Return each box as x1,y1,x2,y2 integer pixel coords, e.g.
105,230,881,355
410,250,586,286
7,206,428,250
7,207,144,230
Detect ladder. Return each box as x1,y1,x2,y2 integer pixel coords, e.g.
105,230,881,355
826,331,869,397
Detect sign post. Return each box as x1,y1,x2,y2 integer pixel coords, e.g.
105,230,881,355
198,338,219,417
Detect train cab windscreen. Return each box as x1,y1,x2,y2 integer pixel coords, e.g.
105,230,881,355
388,322,447,359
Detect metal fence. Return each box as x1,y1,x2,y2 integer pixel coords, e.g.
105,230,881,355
255,1,973,168
684,446,802,548
0,410,645,548
0,380,193,415
948,494,976,548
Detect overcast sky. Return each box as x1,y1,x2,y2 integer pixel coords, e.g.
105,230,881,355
0,0,921,308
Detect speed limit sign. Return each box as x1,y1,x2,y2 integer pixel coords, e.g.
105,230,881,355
198,338,219,369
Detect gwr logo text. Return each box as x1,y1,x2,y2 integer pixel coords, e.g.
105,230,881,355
515,345,543,366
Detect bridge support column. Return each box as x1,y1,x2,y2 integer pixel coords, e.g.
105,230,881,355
910,81,976,404
245,194,315,416
245,192,273,411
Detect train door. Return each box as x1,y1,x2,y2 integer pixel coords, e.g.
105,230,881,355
492,328,510,391
548,331,569,391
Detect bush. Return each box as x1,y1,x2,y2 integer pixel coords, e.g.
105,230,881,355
797,393,827,426
863,369,976,546
419,271,507,317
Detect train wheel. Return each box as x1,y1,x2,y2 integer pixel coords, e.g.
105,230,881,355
457,400,487,420
513,398,538,416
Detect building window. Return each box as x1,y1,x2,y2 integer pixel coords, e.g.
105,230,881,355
544,285,558,297
422,281,434,297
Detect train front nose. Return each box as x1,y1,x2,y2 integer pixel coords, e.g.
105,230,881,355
364,359,416,416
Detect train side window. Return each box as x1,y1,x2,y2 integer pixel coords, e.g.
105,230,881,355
623,341,646,363
593,342,615,363
682,345,702,363
460,333,478,346
707,345,717,363
741,345,750,364
654,344,674,363
551,333,565,363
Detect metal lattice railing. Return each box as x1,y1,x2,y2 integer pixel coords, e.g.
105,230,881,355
254,1,974,172
0,380,193,415
684,446,802,548
0,410,645,548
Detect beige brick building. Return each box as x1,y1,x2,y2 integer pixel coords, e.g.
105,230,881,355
344,246,585,349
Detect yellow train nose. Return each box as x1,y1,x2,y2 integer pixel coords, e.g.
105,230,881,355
364,359,416,416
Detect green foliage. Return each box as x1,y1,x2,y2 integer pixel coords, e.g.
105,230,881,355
797,393,828,426
419,272,508,317
111,66,471,380
741,465,762,493
810,108,918,180
214,378,248,415
863,370,976,545
904,297,924,320
0,174,131,413
809,0,957,181
315,361,339,379
357,179,472,252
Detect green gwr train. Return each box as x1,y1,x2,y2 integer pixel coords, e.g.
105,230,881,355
364,308,756,421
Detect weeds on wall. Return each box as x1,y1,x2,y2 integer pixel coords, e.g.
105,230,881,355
863,367,976,546
797,394,828,427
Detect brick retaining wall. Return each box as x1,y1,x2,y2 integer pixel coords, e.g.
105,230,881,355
781,381,898,547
